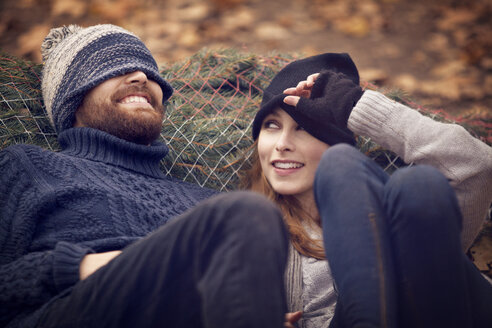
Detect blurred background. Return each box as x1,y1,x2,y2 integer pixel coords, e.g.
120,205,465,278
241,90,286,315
1,0,491,117
1,0,491,273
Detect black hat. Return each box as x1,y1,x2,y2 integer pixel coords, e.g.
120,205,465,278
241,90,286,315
252,53,359,145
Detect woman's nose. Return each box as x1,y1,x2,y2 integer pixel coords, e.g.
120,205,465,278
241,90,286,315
275,132,295,152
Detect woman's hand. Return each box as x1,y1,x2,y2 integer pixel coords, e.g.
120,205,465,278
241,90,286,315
79,250,122,280
283,73,320,106
284,311,302,328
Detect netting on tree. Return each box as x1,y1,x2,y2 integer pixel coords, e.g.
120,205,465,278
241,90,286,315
1,49,490,191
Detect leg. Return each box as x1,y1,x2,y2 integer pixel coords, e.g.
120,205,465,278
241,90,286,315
384,165,491,328
39,191,288,328
315,144,397,328
463,257,492,328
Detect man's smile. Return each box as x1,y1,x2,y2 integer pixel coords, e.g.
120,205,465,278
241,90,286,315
119,95,150,104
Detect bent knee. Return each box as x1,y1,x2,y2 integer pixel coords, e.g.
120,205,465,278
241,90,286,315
385,165,460,225
319,144,360,168
316,144,362,179
388,165,453,200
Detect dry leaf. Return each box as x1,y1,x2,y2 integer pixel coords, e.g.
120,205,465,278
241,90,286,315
469,236,492,272
222,7,254,30
177,26,200,48
52,0,87,18
210,0,246,11
176,3,210,21
436,8,477,32
485,75,492,95
89,1,138,21
17,24,51,62
393,74,418,93
425,33,449,51
419,80,461,101
334,16,370,38
317,2,349,21
254,23,290,41
360,68,388,85
430,60,466,78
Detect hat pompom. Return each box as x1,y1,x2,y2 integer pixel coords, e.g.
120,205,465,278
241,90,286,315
41,25,83,62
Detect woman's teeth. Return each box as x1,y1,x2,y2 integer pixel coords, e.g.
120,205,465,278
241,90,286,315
273,162,303,169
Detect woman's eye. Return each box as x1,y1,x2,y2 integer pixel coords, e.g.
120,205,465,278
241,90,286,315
263,120,279,129
296,125,305,131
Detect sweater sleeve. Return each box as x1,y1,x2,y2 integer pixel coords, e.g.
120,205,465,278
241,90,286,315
0,149,93,324
348,90,492,251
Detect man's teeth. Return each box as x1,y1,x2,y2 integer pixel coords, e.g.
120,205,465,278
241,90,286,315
273,162,303,169
121,96,149,104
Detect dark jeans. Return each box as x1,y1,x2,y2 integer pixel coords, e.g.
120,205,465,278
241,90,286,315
314,144,492,328
38,191,288,328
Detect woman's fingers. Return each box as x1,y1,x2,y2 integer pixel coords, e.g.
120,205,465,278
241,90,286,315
283,72,320,98
283,87,298,95
285,311,303,327
306,73,320,87
283,95,300,106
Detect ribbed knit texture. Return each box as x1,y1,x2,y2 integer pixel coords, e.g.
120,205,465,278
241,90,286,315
348,90,492,251
0,127,217,327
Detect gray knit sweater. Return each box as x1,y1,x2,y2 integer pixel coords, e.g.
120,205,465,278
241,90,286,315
285,90,492,328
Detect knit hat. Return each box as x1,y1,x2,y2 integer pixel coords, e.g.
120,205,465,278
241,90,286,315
41,24,174,134
252,53,359,145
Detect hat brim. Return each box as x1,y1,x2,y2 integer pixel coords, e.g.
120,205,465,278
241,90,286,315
252,93,355,146
252,93,291,140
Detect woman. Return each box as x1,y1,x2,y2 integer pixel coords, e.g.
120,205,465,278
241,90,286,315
241,53,492,328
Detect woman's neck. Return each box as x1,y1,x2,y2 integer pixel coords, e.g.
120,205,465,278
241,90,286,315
294,190,320,224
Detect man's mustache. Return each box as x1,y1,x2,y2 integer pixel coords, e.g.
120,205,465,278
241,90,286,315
111,85,160,108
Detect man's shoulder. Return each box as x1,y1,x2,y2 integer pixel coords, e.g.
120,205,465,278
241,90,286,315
0,143,57,167
1,143,51,157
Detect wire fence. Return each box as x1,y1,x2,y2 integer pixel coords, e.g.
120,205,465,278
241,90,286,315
1,49,490,191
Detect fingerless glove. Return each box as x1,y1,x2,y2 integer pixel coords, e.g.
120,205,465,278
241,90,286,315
296,69,363,134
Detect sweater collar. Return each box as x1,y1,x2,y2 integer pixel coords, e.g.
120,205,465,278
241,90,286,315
58,127,169,178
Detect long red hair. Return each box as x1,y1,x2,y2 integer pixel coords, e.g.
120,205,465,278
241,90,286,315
240,143,325,260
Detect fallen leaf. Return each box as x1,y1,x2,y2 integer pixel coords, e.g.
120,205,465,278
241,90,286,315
17,24,51,62
221,7,254,30
484,75,492,96
254,23,290,41
430,60,466,78
425,33,449,51
469,236,492,272
419,80,461,101
436,7,477,32
316,2,349,21
52,0,87,18
89,1,138,22
177,26,200,48
335,16,371,38
176,3,210,21
393,74,418,93
210,0,246,11
360,68,388,85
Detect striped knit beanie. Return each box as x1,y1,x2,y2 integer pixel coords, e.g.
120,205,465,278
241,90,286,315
41,24,173,134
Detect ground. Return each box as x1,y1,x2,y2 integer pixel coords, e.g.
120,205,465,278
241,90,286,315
0,0,491,275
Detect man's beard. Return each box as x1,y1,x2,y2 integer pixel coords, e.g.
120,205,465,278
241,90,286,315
80,86,165,145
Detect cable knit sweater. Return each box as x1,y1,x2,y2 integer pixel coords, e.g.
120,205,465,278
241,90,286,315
0,127,218,328
286,90,492,328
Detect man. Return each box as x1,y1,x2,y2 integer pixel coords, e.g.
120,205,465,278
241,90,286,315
0,24,288,328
